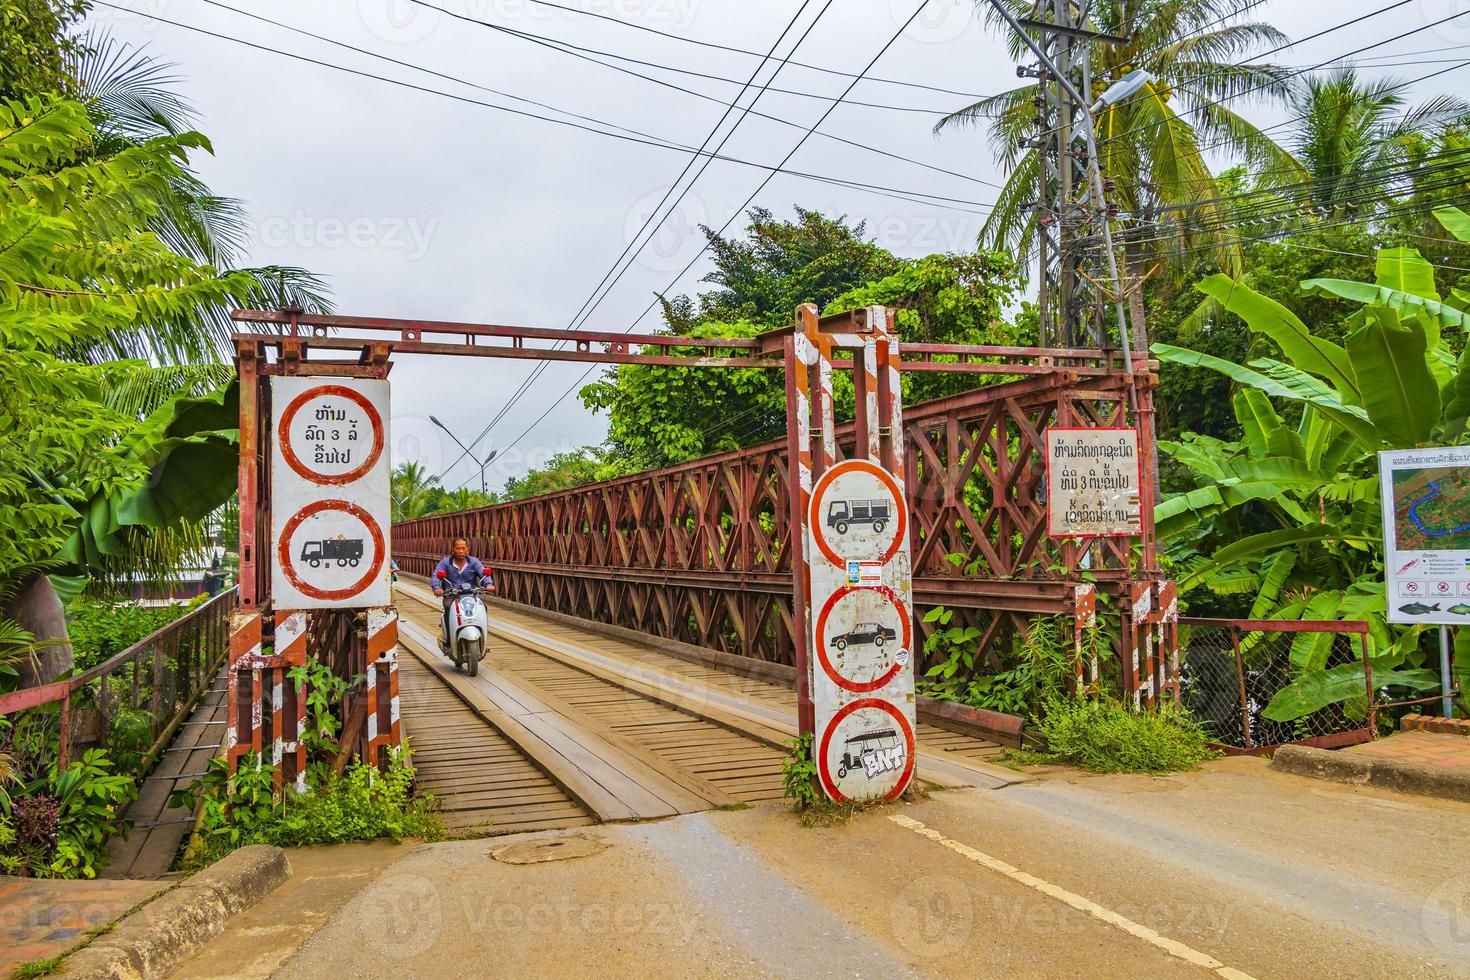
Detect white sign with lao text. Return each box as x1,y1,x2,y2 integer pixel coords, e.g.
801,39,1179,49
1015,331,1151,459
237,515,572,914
270,377,392,609
1045,427,1143,538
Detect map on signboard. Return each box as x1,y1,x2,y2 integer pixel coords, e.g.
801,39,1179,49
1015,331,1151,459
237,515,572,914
1390,466,1470,551
1379,446,1470,625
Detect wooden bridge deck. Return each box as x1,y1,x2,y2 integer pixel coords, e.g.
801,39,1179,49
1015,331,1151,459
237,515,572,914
394,581,1014,826
104,671,228,879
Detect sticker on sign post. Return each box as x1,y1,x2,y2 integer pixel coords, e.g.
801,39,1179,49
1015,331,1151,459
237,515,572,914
807,459,916,802
271,377,391,609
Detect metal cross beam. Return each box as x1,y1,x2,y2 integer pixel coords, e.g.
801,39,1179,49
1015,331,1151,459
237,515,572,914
230,309,1127,376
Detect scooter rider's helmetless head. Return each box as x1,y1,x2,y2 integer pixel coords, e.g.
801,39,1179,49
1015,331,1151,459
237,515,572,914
451,537,469,562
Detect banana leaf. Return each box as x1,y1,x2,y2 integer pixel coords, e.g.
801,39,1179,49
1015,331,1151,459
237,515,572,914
1263,664,1439,723
1303,278,1469,333
1344,315,1440,446
1433,205,1470,244
1195,274,1357,397
1153,345,1379,447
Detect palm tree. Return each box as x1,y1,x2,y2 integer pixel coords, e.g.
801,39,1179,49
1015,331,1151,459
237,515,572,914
938,0,1293,331
1260,67,1470,216
392,463,443,523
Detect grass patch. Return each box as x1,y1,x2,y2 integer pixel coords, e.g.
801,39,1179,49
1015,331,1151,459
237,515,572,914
11,955,63,978
1028,696,1220,774
174,748,445,870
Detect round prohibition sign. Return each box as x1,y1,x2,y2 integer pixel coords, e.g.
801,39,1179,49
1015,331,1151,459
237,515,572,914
814,585,911,693
808,459,907,569
278,384,385,486
818,698,915,803
278,499,385,601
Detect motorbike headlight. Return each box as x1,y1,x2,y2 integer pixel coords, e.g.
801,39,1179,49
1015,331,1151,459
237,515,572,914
461,597,479,616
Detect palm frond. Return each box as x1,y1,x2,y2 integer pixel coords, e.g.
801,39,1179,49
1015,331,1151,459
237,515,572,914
73,31,193,140
104,364,235,421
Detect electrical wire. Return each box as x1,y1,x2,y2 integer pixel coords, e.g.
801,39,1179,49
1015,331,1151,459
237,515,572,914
462,0,831,470
95,3,1005,211
458,1,937,487
404,0,987,100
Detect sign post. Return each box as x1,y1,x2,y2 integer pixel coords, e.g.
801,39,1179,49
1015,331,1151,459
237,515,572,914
1379,446,1470,717
270,379,392,608
787,304,915,803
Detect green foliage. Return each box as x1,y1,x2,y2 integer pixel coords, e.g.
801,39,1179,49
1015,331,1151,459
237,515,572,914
1032,697,1219,774
779,732,820,810
1,748,136,879
1157,215,1470,719
580,211,1023,475
65,597,199,672
391,461,499,522
0,1,88,101
175,749,445,869
917,558,1081,715
501,448,606,501
941,0,1294,277
11,955,65,979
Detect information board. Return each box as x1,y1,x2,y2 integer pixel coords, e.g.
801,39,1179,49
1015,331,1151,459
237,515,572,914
1045,427,1143,537
807,459,916,802
1379,445,1470,625
270,377,392,609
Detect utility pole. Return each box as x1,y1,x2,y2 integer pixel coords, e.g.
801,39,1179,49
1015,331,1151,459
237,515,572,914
1008,2,1134,355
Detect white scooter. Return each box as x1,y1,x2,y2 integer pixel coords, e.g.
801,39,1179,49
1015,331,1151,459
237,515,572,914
435,570,494,677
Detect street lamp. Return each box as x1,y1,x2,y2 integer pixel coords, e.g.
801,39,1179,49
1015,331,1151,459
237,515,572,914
430,416,498,495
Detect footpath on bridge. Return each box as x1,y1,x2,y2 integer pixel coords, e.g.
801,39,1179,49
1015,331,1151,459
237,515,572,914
391,580,1019,833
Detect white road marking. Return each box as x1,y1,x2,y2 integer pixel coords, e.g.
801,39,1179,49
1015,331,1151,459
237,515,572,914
888,814,1257,980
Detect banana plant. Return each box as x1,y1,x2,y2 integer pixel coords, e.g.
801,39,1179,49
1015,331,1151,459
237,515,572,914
1154,207,1470,719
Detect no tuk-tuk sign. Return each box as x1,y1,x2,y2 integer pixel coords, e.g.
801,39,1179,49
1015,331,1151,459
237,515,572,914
270,377,392,608
807,459,916,802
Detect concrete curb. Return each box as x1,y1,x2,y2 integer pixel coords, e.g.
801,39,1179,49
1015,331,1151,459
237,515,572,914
61,846,291,979
1271,745,1470,803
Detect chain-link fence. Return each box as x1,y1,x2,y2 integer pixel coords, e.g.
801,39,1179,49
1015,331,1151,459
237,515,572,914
0,588,237,776
1178,617,1374,753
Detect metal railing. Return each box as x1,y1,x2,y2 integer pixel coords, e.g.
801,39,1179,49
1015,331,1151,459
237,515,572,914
0,588,238,772
1179,617,1374,754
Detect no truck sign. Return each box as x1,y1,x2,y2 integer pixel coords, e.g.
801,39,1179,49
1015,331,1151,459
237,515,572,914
807,459,916,802
270,377,392,608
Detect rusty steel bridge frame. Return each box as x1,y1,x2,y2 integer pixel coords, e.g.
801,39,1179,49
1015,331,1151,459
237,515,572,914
372,306,1178,714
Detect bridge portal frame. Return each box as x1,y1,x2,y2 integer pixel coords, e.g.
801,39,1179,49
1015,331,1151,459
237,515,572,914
233,305,1169,758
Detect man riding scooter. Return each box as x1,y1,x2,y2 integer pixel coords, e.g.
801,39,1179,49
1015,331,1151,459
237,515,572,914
432,538,495,672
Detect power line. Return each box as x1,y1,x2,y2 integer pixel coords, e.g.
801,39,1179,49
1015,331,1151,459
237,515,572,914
465,1,937,486
405,0,986,100
465,0,831,467
96,3,1003,211
405,2,1010,193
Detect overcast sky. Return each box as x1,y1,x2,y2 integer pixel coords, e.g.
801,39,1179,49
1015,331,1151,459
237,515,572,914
90,0,1470,492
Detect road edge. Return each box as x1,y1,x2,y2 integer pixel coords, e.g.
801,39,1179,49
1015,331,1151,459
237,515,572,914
59,845,291,979
1271,744,1470,803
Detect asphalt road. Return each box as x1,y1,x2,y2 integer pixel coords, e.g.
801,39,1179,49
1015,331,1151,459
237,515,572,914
168,755,1470,979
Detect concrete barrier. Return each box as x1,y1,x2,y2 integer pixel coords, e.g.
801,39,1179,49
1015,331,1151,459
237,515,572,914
1271,745,1470,803
62,846,291,979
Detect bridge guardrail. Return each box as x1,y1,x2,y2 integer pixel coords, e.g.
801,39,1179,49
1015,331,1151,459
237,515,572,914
1178,617,1375,754
0,587,238,773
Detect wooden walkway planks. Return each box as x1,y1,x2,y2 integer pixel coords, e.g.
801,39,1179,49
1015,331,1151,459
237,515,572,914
398,651,594,835
104,670,228,879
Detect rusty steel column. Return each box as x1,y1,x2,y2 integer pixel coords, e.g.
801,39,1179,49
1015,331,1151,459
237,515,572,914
236,346,261,610
784,330,815,736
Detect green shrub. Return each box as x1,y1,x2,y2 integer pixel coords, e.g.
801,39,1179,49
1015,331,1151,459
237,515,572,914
780,732,821,810
175,747,445,869
0,748,136,878
1033,696,1219,774
66,598,202,672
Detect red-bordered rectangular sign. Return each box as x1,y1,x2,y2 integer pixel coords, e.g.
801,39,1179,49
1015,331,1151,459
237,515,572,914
1044,426,1143,538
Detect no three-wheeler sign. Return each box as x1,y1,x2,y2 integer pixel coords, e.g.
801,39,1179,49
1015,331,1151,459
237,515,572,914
807,459,916,802
270,377,392,608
